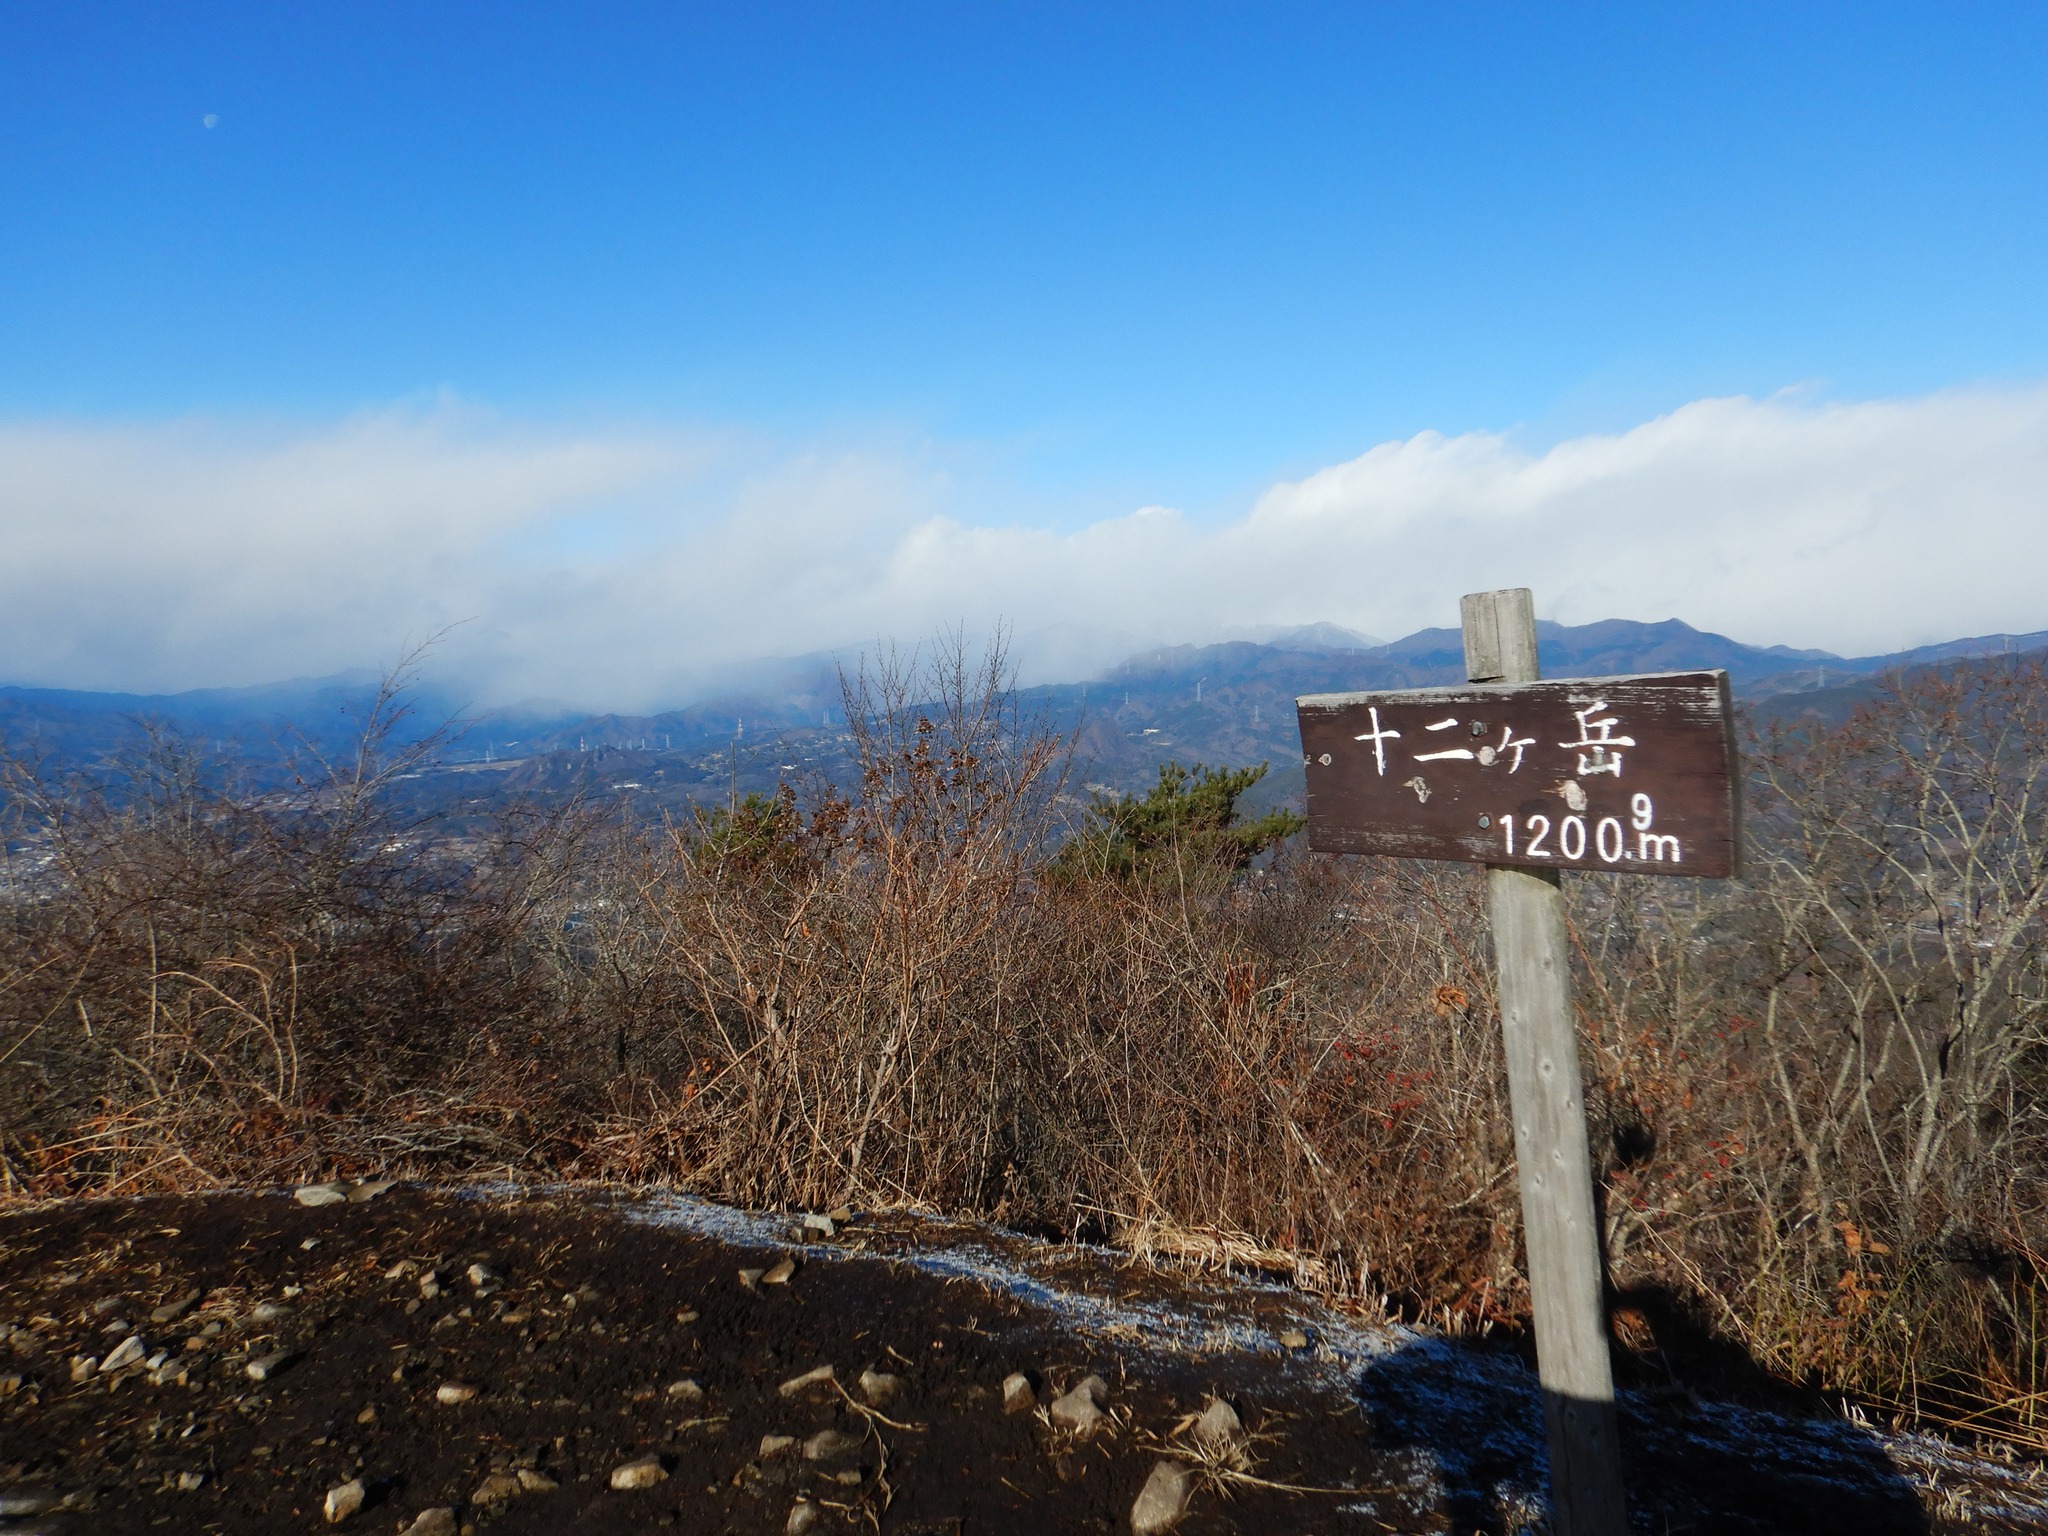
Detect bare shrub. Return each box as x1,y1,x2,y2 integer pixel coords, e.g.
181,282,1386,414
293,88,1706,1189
555,636,1074,1209
0,670,592,1194
558,638,1510,1322
1578,657,2048,1444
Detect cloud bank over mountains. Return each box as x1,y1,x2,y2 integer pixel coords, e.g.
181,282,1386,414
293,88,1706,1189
5,385,2046,709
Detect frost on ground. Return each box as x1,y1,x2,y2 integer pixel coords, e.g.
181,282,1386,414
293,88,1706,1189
630,1189,2048,1533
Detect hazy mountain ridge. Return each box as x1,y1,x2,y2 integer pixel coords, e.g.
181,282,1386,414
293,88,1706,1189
6,618,2045,822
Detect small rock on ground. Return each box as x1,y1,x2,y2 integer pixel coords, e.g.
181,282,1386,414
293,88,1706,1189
150,1288,202,1324
322,1477,365,1523
399,1510,457,1536
346,1179,397,1204
858,1368,901,1405
244,1350,293,1382
786,1499,822,1534
802,1428,863,1461
435,1381,478,1405
1001,1371,1037,1414
295,1182,349,1207
1277,1328,1309,1349
1193,1397,1245,1452
1049,1374,1110,1436
1130,1459,1196,1536
610,1457,668,1490
777,1363,835,1397
762,1257,798,1285
471,1472,523,1504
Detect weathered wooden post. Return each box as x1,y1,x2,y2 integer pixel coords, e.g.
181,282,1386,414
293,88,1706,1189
1461,587,1627,1536
1295,587,1742,1536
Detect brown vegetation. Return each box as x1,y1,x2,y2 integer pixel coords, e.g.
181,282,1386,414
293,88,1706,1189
2,642,2044,1454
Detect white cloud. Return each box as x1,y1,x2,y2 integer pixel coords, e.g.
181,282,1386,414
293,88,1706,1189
3,386,2045,708
1217,386,2048,653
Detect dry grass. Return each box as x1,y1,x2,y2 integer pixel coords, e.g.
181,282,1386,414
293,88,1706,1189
2,640,2044,1454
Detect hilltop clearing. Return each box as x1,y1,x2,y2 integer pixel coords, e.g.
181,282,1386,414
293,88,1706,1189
4,1189,2043,1535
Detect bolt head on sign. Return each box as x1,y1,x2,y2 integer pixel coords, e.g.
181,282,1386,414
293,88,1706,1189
1295,670,1741,878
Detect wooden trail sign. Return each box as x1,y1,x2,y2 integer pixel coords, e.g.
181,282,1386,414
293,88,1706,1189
1293,590,1743,1536
1297,670,1740,877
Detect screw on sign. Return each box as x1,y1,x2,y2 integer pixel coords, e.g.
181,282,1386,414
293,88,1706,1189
1294,590,1743,1536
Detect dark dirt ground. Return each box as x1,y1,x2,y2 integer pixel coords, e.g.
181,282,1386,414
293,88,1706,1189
2,1187,2044,1536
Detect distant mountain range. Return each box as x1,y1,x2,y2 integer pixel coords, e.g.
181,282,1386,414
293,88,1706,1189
5,617,2044,821
1018,619,2048,815
1223,621,1384,651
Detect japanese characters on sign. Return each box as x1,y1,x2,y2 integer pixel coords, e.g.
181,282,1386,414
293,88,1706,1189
1294,670,1741,878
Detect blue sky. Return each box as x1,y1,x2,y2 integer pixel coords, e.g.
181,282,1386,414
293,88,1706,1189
5,4,2048,699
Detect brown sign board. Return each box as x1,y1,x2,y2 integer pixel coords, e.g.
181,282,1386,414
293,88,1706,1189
1296,669,1741,878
